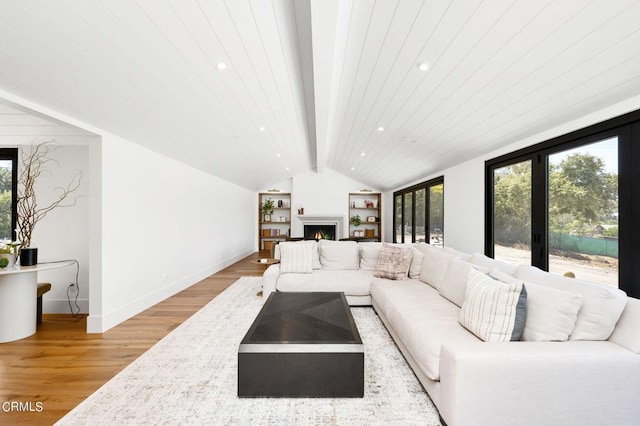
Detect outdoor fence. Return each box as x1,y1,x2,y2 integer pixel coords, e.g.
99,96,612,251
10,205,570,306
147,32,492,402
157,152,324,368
549,232,618,258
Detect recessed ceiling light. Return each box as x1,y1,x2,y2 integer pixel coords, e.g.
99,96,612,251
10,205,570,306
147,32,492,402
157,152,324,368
351,167,355,170
259,126,265,132
216,62,227,70
377,126,384,132
285,167,290,171
276,153,281,157
360,152,366,157
418,62,429,72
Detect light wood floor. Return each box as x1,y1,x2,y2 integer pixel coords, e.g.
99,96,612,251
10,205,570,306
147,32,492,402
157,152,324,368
0,252,267,426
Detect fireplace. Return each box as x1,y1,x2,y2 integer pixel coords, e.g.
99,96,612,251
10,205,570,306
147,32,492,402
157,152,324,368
304,224,336,241
297,216,344,240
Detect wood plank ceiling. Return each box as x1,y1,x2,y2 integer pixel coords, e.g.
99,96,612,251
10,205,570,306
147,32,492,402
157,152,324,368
0,0,639,191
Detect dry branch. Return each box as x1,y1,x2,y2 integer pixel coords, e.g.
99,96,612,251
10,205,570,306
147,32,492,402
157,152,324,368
17,140,83,248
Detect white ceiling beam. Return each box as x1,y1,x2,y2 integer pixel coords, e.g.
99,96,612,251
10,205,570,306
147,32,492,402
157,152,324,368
309,0,343,173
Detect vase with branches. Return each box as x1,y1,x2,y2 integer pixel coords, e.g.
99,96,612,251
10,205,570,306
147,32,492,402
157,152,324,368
16,140,82,265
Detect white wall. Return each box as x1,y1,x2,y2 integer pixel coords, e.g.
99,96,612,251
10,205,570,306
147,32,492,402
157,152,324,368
0,132,94,314
387,95,640,254
0,90,257,333
94,134,255,332
286,168,380,239
32,144,92,313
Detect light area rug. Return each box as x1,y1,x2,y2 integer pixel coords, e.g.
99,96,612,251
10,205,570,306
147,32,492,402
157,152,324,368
57,277,441,425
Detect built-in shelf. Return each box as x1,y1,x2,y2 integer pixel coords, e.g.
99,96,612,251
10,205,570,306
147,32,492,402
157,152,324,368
349,192,381,241
259,192,291,251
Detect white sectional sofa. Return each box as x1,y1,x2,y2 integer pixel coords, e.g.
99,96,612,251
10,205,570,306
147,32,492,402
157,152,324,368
261,240,640,426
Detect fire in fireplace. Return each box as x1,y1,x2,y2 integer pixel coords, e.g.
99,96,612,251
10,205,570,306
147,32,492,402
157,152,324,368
304,224,336,240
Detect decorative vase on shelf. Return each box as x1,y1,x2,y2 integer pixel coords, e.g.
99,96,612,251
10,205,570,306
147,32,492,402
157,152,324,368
20,248,38,266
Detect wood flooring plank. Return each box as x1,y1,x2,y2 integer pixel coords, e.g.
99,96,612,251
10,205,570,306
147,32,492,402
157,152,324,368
0,252,265,425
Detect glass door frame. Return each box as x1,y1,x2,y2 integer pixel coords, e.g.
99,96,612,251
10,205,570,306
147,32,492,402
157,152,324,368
0,149,18,242
486,110,640,296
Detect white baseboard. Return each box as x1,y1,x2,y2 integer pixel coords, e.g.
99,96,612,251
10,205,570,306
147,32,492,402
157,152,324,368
87,249,255,333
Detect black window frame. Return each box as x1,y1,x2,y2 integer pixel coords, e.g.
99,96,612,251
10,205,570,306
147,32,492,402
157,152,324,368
393,176,444,244
485,109,640,297
0,148,18,241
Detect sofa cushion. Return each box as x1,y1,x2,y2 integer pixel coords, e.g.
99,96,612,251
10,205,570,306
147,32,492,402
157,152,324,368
276,270,372,296
373,243,413,280
359,242,382,270
608,297,640,353
278,242,313,273
490,268,583,342
419,247,455,290
371,278,480,381
443,247,471,261
468,252,517,275
459,269,527,342
318,240,359,270
514,265,627,341
439,258,473,307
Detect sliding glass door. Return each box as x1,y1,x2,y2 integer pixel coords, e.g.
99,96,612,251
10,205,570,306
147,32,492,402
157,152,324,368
547,137,618,287
393,177,444,245
492,160,532,265
487,129,623,289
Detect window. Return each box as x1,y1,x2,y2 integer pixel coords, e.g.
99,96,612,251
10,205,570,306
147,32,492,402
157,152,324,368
0,149,17,241
486,110,640,297
393,177,444,245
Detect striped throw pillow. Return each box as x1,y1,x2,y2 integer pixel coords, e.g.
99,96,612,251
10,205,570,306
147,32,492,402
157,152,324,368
279,242,313,274
459,269,527,342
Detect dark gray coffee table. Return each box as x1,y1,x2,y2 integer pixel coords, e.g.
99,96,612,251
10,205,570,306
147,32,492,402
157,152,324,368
238,292,364,397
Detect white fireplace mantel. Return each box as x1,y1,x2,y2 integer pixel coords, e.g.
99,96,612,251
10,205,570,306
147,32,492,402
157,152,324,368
296,216,345,239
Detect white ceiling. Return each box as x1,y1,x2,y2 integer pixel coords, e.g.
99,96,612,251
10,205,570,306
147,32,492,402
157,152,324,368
0,0,639,191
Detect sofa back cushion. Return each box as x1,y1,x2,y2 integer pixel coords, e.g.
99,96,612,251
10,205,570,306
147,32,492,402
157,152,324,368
373,243,414,280
418,246,455,291
439,258,472,307
359,242,382,270
514,265,627,340
468,252,517,275
490,269,583,341
608,297,640,353
279,242,313,274
459,269,527,342
318,240,360,270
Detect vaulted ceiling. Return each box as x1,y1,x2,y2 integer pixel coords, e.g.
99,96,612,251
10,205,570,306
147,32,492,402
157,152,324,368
1,0,639,191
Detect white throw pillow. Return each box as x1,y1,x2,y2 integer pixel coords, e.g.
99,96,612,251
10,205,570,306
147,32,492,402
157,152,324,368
490,268,583,342
318,240,360,270
279,242,313,274
359,242,382,270
408,247,424,279
275,241,320,269
459,269,527,342
373,243,413,280
514,265,627,341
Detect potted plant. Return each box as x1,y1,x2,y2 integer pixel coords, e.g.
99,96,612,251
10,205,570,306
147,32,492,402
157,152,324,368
261,198,274,222
16,140,82,266
350,214,362,227
0,242,18,268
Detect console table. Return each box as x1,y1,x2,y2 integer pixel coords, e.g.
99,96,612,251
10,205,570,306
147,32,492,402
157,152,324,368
0,261,75,343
